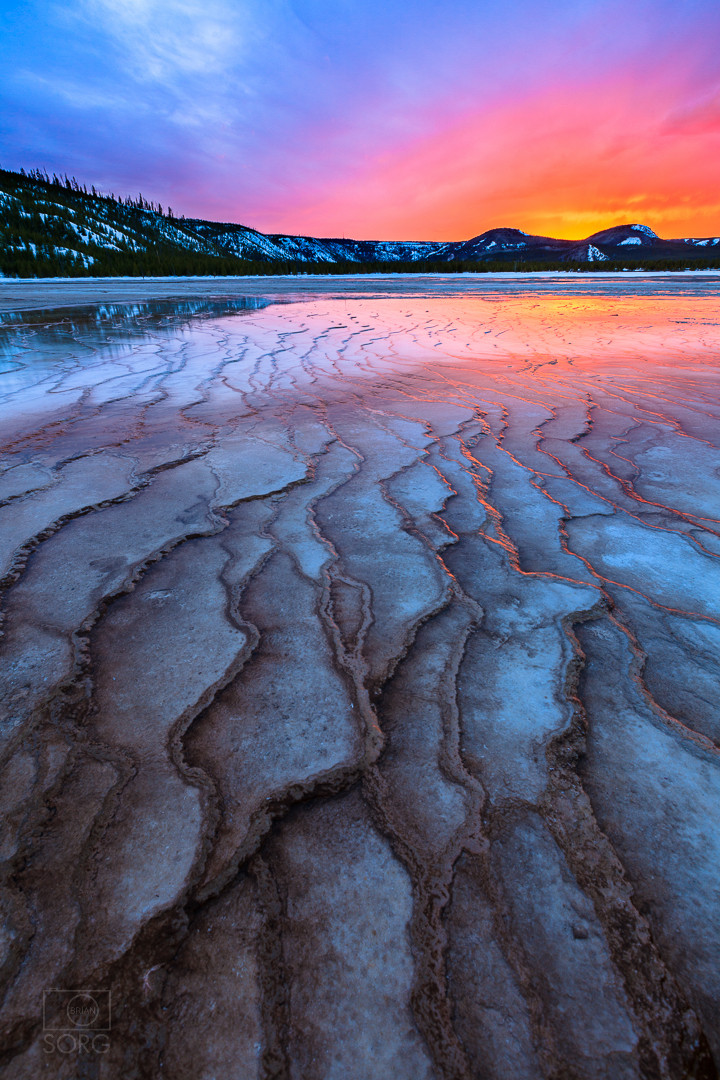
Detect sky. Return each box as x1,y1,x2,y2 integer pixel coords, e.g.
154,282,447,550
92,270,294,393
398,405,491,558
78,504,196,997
1,0,720,240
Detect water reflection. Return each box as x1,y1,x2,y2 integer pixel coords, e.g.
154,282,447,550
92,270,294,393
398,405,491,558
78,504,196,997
0,295,272,330
0,296,273,394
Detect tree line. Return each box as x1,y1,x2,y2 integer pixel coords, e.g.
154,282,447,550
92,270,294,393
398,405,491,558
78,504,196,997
2,165,720,278
14,166,175,217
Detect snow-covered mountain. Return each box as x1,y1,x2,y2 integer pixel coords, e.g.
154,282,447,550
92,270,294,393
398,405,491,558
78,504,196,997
1,168,719,276
677,236,720,248
187,218,448,264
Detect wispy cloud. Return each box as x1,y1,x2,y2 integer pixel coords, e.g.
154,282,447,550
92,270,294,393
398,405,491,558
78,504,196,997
2,0,720,237
662,89,720,136
79,0,254,82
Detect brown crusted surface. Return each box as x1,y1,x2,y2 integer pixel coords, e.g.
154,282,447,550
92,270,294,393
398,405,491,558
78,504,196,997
0,288,719,1078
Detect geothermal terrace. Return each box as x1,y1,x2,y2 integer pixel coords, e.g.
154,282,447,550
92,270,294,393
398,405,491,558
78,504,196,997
0,276,719,1079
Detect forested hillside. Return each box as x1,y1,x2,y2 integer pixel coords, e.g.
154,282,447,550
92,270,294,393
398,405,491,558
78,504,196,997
0,167,279,277
2,166,720,277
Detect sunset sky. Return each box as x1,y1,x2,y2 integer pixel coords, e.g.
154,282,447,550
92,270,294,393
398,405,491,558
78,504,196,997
2,0,720,240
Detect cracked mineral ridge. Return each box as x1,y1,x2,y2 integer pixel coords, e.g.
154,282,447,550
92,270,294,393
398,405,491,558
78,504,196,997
0,274,719,1080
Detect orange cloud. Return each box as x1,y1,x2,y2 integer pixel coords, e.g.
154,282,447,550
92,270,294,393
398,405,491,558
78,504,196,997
268,75,720,240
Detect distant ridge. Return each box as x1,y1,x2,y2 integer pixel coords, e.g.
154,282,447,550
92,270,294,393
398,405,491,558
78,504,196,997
1,167,719,277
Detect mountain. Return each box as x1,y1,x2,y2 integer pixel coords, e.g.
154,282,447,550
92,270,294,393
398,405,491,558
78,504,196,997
188,217,448,264
446,227,567,261
1,166,719,277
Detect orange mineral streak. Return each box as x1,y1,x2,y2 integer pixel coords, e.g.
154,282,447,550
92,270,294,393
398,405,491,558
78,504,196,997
3,281,720,1079
352,294,716,572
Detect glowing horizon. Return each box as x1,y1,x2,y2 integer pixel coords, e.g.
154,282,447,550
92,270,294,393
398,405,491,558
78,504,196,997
1,0,720,241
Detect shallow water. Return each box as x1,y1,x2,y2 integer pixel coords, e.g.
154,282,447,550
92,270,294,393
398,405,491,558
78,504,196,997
1,284,719,1078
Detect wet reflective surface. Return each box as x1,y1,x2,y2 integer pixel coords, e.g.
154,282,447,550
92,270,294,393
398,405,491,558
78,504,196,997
1,282,719,1078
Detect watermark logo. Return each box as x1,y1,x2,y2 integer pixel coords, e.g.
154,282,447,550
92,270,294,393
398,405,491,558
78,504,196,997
42,990,111,1056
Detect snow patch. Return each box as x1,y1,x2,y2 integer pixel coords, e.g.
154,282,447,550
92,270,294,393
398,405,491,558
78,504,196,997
630,224,658,238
